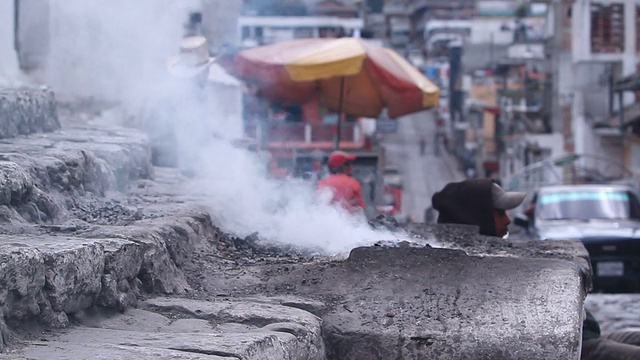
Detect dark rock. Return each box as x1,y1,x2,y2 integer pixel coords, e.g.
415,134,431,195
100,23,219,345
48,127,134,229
40,240,105,314
83,225,192,295
39,308,69,329
97,274,119,309
0,316,6,352
0,246,45,321
0,87,60,139
232,245,586,360
368,214,400,230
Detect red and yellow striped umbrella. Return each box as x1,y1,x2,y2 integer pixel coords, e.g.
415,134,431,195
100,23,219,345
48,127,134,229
234,38,440,119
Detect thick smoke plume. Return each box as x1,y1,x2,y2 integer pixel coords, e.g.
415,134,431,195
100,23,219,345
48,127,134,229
0,1,20,85
42,0,420,255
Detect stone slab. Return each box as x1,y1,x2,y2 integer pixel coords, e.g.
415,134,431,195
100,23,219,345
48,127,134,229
411,223,593,292
586,294,640,333
0,87,60,139
242,246,585,360
0,92,591,358
0,300,325,360
0,343,231,360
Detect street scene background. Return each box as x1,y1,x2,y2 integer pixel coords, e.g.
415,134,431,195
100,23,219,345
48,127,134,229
2,0,640,354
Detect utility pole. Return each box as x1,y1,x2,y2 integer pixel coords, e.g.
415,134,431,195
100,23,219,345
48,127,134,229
360,0,368,32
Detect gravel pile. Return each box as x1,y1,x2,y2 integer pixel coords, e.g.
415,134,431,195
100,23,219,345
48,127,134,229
71,199,144,226
215,231,319,265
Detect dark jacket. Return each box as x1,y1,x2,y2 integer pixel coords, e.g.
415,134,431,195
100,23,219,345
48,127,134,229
431,179,497,237
583,310,601,340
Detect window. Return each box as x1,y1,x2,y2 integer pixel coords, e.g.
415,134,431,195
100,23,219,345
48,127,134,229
536,190,632,220
293,27,313,39
590,3,625,53
242,26,251,40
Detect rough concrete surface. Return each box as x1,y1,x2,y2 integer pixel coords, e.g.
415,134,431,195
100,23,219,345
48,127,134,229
411,223,593,293
0,87,60,139
0,300,325,360
586,294,640,333
228,246,585,359
0,92,590,359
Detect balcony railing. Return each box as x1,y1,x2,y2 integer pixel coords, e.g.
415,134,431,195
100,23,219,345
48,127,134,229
244,122,363,145
271,123,361,143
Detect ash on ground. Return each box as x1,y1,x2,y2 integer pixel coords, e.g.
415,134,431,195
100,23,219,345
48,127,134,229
71,199,144,226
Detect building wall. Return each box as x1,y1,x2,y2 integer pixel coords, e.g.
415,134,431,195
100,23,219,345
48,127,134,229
0,1,19,85
468,17,547,45
573,62,612,118
202,0,243,49
525,133,565,159
570,0,638,161
469,18,513,45
624,135,640,174
237,15,364,47
571,0,637,74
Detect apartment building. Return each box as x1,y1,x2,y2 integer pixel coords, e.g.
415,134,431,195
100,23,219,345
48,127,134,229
545,0,640,178
383,0,476,51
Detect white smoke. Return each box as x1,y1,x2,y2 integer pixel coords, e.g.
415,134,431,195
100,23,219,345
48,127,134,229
46,0,200,107
41,0,420,255
0,1,21,86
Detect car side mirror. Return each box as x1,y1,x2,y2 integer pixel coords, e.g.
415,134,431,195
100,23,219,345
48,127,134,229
514,213,530,228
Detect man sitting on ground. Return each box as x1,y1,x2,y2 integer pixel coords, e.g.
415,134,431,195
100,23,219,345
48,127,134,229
431,178,525,238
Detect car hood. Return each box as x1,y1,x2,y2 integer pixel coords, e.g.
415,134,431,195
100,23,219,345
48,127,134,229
536,220,640,241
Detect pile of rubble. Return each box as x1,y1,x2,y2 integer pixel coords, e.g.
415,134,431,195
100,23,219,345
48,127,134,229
0,87,591,359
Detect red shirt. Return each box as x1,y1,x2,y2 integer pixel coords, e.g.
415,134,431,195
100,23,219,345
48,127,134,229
317,174,365,212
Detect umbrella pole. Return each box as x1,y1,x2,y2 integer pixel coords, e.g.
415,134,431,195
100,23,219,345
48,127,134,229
335,76,345,150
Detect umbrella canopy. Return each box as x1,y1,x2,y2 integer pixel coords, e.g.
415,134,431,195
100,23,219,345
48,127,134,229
234,38,440,119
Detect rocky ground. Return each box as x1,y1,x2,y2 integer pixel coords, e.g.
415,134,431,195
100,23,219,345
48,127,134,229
586,294,640,333
0,88,594,359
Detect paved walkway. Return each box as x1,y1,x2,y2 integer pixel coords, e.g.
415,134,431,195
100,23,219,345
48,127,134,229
382,110,464,222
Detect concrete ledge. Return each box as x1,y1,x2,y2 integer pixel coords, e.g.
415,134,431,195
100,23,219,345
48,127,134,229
0,90,590,358
244,246,585,360
0,200,590,359
0,87,60,139
0,301,325,360
0,215,203,331
411,223,593,293
0,169,591,358
0,126,153,224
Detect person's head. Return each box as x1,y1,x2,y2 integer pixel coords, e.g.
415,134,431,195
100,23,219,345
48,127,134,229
432,179,526,237
327,151,356,176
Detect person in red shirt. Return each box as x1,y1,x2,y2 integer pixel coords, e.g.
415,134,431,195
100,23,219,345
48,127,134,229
317,151,365,213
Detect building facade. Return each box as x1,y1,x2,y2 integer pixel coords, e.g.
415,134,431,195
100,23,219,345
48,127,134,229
548,0,640,178
237,15,364,47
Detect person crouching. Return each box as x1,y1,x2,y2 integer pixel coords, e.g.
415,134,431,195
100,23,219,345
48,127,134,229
431,179,526,238
317,151,365,215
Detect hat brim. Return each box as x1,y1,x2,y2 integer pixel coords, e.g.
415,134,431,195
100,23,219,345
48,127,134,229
166,56,216,78
493,191,526,210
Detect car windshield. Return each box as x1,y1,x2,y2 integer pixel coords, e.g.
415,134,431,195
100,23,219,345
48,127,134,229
536,190,640,221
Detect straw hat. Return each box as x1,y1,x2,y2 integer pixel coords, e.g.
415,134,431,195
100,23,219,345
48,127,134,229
167,36,216,78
